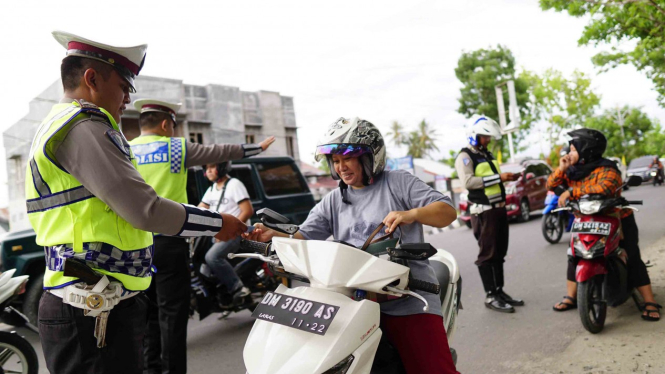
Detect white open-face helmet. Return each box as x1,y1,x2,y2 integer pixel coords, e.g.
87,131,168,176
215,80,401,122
466,114,502,147
314,117,386,185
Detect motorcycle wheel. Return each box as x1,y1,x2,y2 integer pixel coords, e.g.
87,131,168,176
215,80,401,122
578,276,607,334
541,214,564,244
0,331,38,374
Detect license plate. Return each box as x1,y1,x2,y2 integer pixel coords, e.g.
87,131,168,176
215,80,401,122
572,221,611,235
251,292,339,336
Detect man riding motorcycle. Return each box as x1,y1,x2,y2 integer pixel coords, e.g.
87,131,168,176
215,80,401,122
549,129,661,321
649,156,664,184
245,117,460,374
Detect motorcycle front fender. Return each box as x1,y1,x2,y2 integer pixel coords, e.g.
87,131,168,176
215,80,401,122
575,259,607,283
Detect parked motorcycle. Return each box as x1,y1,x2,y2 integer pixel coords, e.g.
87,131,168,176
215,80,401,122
541,191,574,244
189,235,283,320
553,175,644,334
0,269,39,374
651,169,664,186
233,209,461,374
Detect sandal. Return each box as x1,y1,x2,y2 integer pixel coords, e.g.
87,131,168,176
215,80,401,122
641,302,662,322
553,296,577,312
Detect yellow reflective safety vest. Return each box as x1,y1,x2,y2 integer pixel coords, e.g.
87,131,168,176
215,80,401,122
460,147,506,205
25,101,153,291
128,135,188,204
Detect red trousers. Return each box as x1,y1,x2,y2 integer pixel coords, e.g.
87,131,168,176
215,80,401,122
380,313,460,374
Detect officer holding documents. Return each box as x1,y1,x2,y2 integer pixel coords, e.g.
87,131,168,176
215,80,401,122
28,31,247,374
129,99,274,374
455,115,523,313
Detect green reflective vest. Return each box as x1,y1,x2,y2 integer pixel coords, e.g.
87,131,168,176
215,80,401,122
25,101,153,291
460,147,506,205
128,135,188,204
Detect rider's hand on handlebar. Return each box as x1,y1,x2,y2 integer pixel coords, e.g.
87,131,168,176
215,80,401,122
214,214,248,242
558,190,571,207
383,210,416,234
259,136,276,151
242,223,275,242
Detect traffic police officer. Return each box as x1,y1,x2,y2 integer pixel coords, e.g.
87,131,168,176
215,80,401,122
28,31,246,374
129,99,275,374
455,115,523,313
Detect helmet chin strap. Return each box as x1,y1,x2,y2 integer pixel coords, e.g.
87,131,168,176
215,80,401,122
339,181,352,205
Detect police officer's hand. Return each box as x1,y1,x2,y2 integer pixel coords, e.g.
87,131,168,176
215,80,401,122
500,172,519,182
558,190,571,207
242,223,275,242
383,210,417,234
215,214,247,242
259,136,276,151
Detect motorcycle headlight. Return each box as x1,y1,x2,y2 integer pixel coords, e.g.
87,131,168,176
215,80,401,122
651,171,657,176
322,355,355,374
579,201,602,215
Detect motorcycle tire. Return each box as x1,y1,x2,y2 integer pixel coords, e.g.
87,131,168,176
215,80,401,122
0,331,39,374
541,214,563,244
22,273,43,326
578,276,607,334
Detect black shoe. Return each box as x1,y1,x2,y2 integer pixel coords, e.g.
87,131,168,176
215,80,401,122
219,286,251,310
497,288,524,306
485,293,515,313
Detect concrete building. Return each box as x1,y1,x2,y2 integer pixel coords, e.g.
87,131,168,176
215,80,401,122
4,76,300,231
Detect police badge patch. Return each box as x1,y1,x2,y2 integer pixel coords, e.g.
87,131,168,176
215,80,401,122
463,158,470,166
105,130,132,159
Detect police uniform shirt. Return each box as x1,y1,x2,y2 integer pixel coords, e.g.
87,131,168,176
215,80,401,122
52,98,256,236
455,145,486,190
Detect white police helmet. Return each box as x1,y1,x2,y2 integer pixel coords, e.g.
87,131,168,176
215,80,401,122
466,115,502,147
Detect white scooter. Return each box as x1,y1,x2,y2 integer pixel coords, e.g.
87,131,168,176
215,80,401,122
0,269,39,374
231,209,461,374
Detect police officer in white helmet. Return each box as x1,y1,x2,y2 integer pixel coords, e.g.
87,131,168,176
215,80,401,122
455,115,523,313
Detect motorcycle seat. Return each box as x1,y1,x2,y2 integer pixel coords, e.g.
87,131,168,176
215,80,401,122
429,260,450,304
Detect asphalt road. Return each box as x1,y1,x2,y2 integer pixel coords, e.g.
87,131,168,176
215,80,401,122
13,184,665,374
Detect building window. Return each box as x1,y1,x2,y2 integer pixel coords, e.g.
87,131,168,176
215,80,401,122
190,132,204,144
286,136,295,157
11,156,24,183
245,134,255,144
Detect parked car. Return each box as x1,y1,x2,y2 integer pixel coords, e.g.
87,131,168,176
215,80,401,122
458,160,552,226
1,156,315,325
627,155,658,184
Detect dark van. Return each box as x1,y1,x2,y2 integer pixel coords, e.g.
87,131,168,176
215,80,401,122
1,156,315,324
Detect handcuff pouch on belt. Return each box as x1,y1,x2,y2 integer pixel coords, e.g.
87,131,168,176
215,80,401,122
61,275,123,317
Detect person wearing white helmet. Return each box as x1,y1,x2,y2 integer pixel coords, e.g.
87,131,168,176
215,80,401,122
455,115,522,313
246,117,460,374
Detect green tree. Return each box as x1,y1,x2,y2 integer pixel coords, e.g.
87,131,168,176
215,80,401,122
386,121,407,148
584,106,656,161
405,119,439,159
455,45,533,155
644,123,665,157
540,0,665,106
521,69,601,145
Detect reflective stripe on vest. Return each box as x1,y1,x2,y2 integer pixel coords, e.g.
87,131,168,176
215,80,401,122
26,102,153,291
129,135,188,204
475,160,504,203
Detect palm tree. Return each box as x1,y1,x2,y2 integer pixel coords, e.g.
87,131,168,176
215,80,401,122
386,121,407,147
405,119,439,159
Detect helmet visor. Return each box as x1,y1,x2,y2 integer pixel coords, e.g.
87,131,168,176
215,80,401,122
315,143,373,161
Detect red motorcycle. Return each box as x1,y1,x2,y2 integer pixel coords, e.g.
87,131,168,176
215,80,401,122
553,176,644,333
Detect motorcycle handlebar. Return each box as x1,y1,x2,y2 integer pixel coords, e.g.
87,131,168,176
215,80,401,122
408,277,441,295
625,200,643,205
239,239,271,256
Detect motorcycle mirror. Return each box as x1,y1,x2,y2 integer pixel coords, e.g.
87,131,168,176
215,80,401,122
627,175,643,187
257,208,300,236
257,208,290,224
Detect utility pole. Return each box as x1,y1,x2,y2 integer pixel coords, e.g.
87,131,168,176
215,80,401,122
495,80,520,163
611,107,628,165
